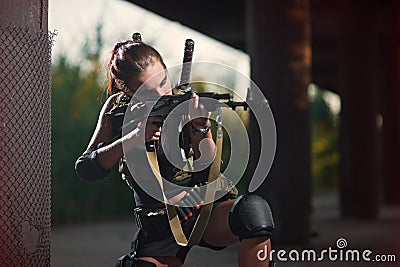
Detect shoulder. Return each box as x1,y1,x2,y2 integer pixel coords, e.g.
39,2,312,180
101,92,124,114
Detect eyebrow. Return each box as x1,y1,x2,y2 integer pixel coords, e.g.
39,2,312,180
146,70,168,91
159,71,167,86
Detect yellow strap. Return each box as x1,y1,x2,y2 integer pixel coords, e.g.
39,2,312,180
146,129,223,246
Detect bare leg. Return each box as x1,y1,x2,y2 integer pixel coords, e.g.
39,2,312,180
138,256,182,267
202,199,273,267
238,237,272,267
202,199,239,246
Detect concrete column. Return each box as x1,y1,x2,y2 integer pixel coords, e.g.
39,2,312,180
0,0,47,31
246,0,312,245
337,0,380,219
381,0,400,205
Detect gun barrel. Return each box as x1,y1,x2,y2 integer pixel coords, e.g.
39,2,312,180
147,92,247,117
179,39,195,91
197,92,232,101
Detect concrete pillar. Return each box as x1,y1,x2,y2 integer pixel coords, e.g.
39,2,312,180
337,0,380,219
381,0,400,205
246,0,312,245
0,0,51,266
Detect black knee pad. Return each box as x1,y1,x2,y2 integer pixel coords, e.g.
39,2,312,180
115,255,156,267
229,194,274,240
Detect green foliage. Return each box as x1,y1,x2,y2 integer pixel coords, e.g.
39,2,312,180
51,25,132,224
310,86,339,192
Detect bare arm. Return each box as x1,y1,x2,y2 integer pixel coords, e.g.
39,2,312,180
75,93,124,181
75,93,163,181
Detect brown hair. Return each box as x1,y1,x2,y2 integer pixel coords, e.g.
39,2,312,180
107,36,166,95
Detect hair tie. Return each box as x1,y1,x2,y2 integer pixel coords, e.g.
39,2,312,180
132,32,142,43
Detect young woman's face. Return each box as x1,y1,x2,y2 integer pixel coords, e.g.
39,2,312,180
127,61,172,101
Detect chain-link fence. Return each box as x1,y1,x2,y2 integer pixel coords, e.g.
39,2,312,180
0,25,52,266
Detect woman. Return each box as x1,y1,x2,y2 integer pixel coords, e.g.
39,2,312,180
75,34,274,267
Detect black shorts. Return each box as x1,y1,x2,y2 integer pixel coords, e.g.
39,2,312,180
130,201,228,264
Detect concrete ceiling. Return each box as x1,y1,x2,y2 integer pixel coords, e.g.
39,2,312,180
124,0,246,50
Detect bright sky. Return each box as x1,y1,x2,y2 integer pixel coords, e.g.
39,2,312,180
49,0,250,80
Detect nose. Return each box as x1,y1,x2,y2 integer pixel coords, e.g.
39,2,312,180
154,87,165,96
156,85,172,96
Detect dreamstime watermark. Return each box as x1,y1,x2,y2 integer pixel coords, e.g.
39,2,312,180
257,238,397,263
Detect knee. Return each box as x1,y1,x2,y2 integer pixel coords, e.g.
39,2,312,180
228,194,274,240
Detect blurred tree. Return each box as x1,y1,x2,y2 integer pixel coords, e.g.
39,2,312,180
51,23,132,224
310,85,339,192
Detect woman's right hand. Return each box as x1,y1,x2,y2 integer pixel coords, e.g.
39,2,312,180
122,117,164,150
142,117,164,142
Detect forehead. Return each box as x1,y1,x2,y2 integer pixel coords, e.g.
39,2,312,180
138,62,165,84
129,61,165,89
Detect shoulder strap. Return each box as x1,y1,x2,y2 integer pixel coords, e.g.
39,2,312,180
146,126,223,246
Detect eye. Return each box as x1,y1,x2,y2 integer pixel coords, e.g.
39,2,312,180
159,75,167,87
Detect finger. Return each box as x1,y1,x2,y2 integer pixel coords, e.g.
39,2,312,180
152,123,162,132
145,132,160,142
147,127,162,138
198,104,209,117
191,93,199,110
